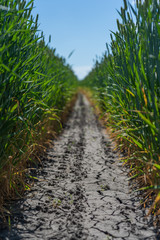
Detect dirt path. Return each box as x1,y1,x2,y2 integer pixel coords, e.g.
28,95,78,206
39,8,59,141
0,94,158,240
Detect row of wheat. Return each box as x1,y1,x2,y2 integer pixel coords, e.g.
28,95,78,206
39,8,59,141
82,0,160,213
0,0,77,211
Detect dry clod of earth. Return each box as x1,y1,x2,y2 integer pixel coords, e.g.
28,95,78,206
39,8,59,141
0,94,159,240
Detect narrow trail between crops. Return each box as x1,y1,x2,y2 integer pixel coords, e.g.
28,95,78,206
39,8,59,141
0,94,159,240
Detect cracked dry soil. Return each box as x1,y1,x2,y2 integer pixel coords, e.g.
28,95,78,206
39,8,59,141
0,94,159,240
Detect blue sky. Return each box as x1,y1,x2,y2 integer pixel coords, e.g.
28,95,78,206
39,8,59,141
32,0,134,79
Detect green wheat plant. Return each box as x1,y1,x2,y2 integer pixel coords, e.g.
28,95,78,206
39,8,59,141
0,0,77,209
82,0,160,213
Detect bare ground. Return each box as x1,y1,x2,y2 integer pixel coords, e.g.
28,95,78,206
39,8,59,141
0,94,159,240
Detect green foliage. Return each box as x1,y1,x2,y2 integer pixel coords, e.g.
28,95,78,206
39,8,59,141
83,0,160,184
0,0,77,171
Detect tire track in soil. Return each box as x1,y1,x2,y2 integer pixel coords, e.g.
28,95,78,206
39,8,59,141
0,93,159,240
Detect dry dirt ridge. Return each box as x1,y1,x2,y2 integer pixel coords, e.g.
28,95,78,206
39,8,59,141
0,94,159,240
